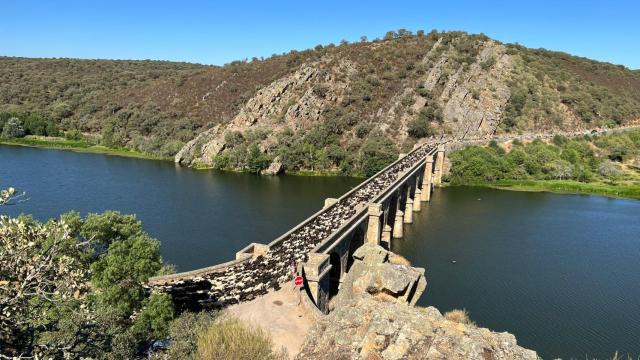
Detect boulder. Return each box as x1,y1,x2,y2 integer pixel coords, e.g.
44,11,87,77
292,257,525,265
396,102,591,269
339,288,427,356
337,244,426,307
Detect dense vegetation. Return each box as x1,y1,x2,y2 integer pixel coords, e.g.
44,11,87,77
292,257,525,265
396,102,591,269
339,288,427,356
2,30,639,164
0,188,286,359
448,130,640,198
501,46,640,131
0,207,175,359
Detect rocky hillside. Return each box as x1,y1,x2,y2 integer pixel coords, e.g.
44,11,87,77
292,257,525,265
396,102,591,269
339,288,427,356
2,30,639,174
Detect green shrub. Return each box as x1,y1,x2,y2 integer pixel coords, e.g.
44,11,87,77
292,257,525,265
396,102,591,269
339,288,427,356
407,117,433,138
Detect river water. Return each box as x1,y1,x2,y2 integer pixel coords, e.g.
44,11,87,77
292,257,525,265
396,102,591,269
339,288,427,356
2,145,639,359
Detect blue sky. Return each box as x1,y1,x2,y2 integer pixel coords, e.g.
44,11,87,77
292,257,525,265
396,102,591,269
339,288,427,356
2,0,639,69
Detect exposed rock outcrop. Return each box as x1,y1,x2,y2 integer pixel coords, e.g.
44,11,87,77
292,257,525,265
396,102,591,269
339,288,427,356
297,296,538,360
335,244,427,308
297,244,537,360
175,58,356,167
422,40,513,139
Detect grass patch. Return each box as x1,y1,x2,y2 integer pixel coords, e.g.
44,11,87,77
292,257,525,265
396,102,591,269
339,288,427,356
486,179,640,200
196,316,286,360
0,136,170,161
444,309,476,326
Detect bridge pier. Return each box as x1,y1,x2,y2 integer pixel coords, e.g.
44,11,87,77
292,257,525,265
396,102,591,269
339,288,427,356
382,225,392,248
393,210,404,239
404,179,416,223
421,155,434,201
404,198,414,223
434,144,445,186
413,189,422,211
365,204,383,245
303,253,332,314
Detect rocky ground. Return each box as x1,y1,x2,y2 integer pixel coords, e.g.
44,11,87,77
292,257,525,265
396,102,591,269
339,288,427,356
296,244,538,360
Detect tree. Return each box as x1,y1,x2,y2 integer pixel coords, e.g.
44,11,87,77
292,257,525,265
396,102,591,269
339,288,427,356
1,117,25,138
0,205,174,359
598,160,622,179
545,159,574,180
0,215,95,358
246,144,270,174
359,134,398,177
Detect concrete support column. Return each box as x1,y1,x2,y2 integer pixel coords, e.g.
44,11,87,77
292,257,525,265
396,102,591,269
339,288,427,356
413,189,422,211
421,156,434,202
393,210,404,238
303,253,331,314
365,204,383,245
403,183,414,224
382,225,392,248
404,199,414,223
434,144,445,186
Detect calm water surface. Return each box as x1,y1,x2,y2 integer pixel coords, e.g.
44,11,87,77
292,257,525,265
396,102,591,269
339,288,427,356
0,145,361,269
2,145,640,359
393,187,640,359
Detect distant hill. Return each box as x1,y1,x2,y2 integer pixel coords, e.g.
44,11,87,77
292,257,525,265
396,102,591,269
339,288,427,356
1,30,639,175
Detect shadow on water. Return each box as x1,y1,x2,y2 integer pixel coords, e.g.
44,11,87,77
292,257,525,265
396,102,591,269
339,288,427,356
392,187,640,359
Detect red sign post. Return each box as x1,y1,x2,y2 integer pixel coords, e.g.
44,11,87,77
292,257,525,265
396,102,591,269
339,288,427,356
294,276,304,287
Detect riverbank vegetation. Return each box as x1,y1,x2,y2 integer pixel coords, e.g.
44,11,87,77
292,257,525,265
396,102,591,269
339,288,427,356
447,130,640,199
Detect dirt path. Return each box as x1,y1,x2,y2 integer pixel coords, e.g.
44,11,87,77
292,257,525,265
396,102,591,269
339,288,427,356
227,285,316,358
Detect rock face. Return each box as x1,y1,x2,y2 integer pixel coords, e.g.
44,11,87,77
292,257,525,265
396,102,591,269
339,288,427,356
296,244,537,360
296,297,538,360
175,39,515,170
175,58,356,167
335,244,427,307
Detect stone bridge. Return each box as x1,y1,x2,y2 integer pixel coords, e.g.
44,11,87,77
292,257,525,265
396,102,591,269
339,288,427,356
148,142,447,313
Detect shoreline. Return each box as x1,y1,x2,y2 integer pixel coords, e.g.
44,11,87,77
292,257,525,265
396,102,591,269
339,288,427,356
454,180,640,201
0,137,171,161
4,138,639,200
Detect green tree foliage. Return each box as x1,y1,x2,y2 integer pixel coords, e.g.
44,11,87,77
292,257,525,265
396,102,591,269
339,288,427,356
0,111,59,137
359,133,398,177
407,116,433,138
1,117,25,138
164,311,218,359
0,208,174,359
449,130,640,185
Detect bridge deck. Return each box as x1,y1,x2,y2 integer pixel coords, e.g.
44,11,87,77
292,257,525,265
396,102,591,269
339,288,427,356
149,144,437,310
